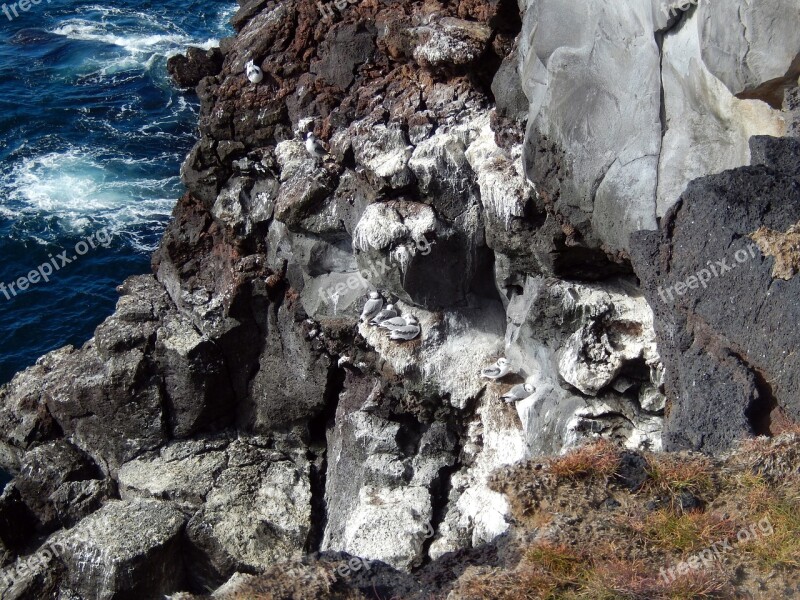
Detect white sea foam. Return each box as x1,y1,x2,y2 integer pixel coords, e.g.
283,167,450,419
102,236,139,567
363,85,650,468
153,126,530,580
48,4,228,74
2,146,177,250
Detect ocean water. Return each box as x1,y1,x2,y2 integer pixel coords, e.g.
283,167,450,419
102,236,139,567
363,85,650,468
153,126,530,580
0,0,236,387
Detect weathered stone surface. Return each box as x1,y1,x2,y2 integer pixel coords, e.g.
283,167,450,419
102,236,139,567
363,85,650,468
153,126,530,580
0,484,35,557
697,0,800,107
657,10,786,215
352,199,483,309
520,0,661,253
412,17,492,69
118,437,230,510
321,371,451,571
351,124,415,190
242,297,332,431
54,499,186,600
519,0,791,257
310,24,375,90
0,360,61,473
505,277,664,454
167,47,224,89
631,137,800,453
185,443,311,587
0,544,63,600
15,440,102,531
155,310,236,438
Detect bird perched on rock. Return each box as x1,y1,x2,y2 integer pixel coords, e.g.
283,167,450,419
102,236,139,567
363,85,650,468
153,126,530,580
378,314,408,330
388,315,421,341
245,60,263,84
360,292,383,322
501,383,534,404
305,132,329,161
370,304,398,325
481,357,512,380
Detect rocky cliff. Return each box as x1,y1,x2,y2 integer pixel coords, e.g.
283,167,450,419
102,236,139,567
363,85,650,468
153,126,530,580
1,0,798,598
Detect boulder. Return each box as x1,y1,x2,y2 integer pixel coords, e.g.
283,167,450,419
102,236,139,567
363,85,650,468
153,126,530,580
185,447,311,587
15,440,103,531
54,499,186,600
167,47,224,89
631,136,800,453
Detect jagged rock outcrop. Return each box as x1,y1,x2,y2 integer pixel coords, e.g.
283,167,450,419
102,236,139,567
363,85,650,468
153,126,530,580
518,0,792,259
0,0,798,598
631,135,800,454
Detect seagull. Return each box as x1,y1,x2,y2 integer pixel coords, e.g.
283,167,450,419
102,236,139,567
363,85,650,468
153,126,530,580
378,315,409,330
305,132,329,161
245,60,263,84
360,292,383,322
388,315,421,341
481,357,512,380
501,383,535,404
370,304,398,325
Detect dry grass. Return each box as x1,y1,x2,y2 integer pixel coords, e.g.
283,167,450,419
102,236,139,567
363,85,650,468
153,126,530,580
641,452,717,504
734,432,800,485
546,439,620,481
465,435,800,600
576,557,730,600
450,540,732,600
626,509,736,554
733,477,800,571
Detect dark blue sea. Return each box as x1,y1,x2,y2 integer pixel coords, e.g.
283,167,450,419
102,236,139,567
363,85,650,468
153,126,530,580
0,0,235,386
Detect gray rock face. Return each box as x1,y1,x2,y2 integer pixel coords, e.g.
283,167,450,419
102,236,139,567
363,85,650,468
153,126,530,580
518,0,791,258
243,299,332,431
412,17,493,68
15,440,104,531
352,200,477,309
54,499,186,600
155,310,235,438
697,0,800,107
167,46,224,89
0,484,35,558
1,0,797,598
631,136,800,453
0,542,63,600
520,0,662,253
505,276,664,454
321,370,456,571
186,442,311,588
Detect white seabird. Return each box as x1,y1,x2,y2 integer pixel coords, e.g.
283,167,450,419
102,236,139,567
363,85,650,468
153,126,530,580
245,60,263,84
360,292,383,322
378,315,408,330
305,132,329,161
370,303,398,325
388,315,420,341
501,383,534,404
481,357,512,380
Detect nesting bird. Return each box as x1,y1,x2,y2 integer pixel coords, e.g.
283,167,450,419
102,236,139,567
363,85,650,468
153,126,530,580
388,315,421,341
305,132,330,161
378,315,408,330
481,357,512,380
245,60,263,84
360,292,384,322
501,383,535,404
370,304,398,326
